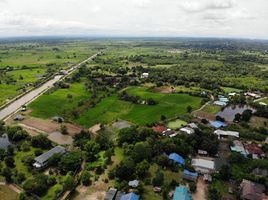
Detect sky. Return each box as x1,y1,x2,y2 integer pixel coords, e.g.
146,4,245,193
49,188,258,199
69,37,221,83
0,0,267,39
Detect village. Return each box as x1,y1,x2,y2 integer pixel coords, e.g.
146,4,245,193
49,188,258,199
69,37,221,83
0,39,267,200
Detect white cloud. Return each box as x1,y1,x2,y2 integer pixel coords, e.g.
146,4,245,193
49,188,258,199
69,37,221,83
0,0,267,39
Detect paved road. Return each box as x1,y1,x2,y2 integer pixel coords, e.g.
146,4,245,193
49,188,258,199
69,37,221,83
0,53,99,121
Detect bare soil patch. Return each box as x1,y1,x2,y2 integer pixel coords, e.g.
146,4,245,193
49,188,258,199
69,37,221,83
193,110,216,121
192,177,207,200
152,86,175,94
89,123,101,135
21,117,82,135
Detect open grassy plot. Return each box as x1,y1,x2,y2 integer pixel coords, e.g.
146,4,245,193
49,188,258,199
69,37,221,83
76,87,202,127
167,119,187,129
29,82,91,119
202,104,222,115
0,185,19,200
221,87,243,93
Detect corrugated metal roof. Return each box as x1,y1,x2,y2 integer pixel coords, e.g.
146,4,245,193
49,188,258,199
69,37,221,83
34,146,66,164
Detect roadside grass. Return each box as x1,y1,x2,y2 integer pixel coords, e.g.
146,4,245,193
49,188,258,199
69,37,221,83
29,82,91,119
167,119,187,129
0,185,19,200
76,87,202,127
0,84,20,106
202,104,222,115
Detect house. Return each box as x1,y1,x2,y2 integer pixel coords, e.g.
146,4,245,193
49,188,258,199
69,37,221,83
219,97,229,103
152,125,167,134
213,101,227,107
105,188,118,200
214,130,239,139
180,127,195,135
141,72,149,78
245,143,264,159
252,168,268,177
169,153,185,165
240,179,265,200
188,123,198,129
128,180,139,188
191,158,215,174
0,134,11,151
52,116,64,123
228,92,237,97
33,146,66,168
210,121,227,129
183,169,198,182
244,92,261,99
13,114,25,121
120,192,139,200
198,150,208,156
59,70,68,75
173,186,192,200
163,129,175,137
230,140,248,157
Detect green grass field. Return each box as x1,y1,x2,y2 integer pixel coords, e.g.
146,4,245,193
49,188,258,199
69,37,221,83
221,87,242,93
167,119,187,129
29,82,91,119
76,87,202,127
202,104,222,114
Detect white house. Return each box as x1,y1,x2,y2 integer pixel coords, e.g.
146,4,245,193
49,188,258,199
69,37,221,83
191,158,215,174
180,127,195,135
141,73,149,78
214,130,239,139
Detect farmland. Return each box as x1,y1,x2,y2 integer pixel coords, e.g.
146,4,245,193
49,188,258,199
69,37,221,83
75,86,202,127
0,39,98,106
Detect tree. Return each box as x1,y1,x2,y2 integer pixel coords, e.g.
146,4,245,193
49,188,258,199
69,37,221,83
152,170,164,186
208,186,221,200
187,105,193,113
118,127,137,146
85,140,100,161
4,156,15,168
2,167,12,183
219,165,231,181
59,152,81,174
131,142,152,163
23,174,51,196
62,173,75,191
115,158,135,181
31,135,52,149
136,160,150,177
81,171,91,186
61,125,68,135
241,109,253,122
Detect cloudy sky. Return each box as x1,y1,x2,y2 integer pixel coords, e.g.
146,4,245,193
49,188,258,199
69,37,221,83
0,0,267,39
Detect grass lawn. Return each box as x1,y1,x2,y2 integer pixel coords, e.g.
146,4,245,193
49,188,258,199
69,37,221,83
202,104,222,115
167,119,187,129
29,82,91,119
221,87,242,93
0,185,19,200
76,87,202,127
249,116,268,129
0,84,20,106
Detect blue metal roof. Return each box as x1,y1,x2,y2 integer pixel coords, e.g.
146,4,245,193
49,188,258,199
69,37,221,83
183,170,198,178
120,192,139,200
169,153,185,165
173,187,192,200
210,121,227,128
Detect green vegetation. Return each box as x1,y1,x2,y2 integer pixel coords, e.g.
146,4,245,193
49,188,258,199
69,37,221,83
202,104,222,114
76,87,202,127
167,119,187,129
30,82,91,119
